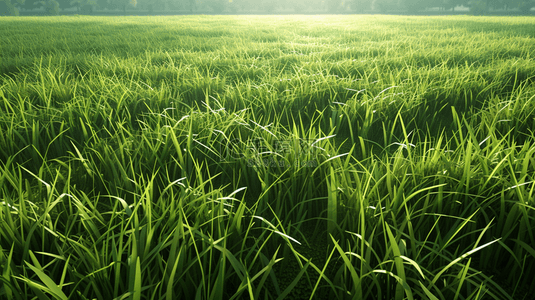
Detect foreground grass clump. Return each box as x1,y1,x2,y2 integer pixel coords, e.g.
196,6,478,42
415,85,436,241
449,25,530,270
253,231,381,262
1,15,535,299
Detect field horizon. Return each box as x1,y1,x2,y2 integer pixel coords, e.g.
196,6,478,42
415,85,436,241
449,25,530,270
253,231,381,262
1,15,534,299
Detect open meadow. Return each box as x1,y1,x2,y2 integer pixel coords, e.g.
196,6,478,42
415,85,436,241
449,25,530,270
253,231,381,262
1,15,535,299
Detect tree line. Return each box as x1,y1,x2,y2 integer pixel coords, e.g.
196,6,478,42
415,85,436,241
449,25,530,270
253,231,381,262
1,0,534,17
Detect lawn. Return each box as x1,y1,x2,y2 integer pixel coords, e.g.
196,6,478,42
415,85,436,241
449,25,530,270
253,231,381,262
0,15,534,299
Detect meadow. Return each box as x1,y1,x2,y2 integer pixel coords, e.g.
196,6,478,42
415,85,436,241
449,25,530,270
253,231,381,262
0,15,534,299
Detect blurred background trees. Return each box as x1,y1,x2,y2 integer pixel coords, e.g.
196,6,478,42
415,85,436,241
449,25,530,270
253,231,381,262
1,0,534,16
1,0,22,15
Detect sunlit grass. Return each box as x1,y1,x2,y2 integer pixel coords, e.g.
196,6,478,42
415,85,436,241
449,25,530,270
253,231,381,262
0,15,534,299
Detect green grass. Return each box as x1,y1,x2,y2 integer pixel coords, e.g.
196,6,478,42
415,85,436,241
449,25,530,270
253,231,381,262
0,15,534,299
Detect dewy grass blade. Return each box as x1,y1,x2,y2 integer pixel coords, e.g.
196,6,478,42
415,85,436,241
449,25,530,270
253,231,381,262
25,251,68,300
327,166,337,235
133,257,142,300
419,281,440,300
330,235,362,299
252,247,282,300
384,223,413,300
511,239,535,260
453,257,472,300
1,245,16,299
431,240,501,288
252,216,302,246
165,231,184,300
213,243,246,282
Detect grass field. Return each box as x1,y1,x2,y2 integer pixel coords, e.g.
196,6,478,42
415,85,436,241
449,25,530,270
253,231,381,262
1,15,535,299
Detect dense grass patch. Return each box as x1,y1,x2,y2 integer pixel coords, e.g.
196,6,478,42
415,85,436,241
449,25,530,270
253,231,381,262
1,15,534,299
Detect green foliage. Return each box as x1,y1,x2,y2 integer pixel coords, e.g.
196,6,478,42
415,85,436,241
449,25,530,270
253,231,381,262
519,0,535,12
0,15,534,299
469,0,488,14
206,0,226,12
39,0,60,14
404,0,427,12
373,0,400,12
0,0,19,15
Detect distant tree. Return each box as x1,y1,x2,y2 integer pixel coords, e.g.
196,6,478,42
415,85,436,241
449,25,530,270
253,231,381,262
468,0,487,13
486,0,501,9
372,0,399,12
326,0,343,12
166,0,190,12
69,0,97,12
228,0,247,11
302,0,323,12
519,0,535,12
226,0,239,12
108,0,136,12
424,0,463,10
448,0,466,10
291,0,307,12
144,0,171,12
81,0,97,12
17,0,41,11
135,0,152,12
505,0,530,10
348,0,372,12
38,0,59,14
403,0,427,12
507,0,527,10
499,0,519,9
95,0,109,9
261,0,278,12
55,0,90,11
206,0,225,12
1,0,20,15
